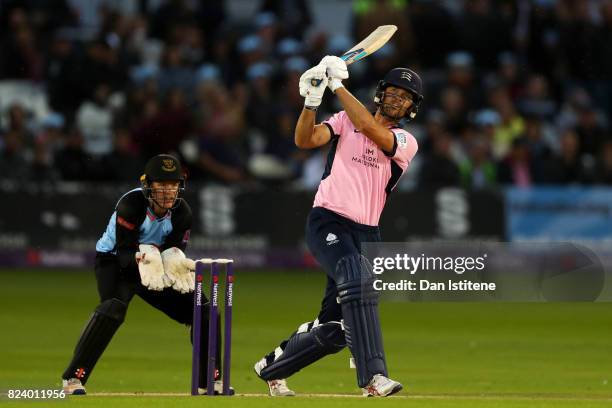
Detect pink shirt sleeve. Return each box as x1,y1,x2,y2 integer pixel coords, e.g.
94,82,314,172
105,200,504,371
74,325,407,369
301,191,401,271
387,129,418,171
323,111,346,136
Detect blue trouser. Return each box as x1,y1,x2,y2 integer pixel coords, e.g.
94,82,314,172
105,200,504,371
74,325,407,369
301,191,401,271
259,207,387,387
306,207,381,324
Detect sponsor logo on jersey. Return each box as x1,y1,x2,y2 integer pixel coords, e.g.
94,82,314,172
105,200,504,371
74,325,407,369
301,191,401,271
395,132,408,148
117,216,136,230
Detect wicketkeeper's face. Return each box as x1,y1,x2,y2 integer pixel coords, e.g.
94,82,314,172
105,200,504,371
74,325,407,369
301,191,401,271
150,181,180,209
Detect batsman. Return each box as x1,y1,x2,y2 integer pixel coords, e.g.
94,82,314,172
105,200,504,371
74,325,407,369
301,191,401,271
61,154,225,395
254,57,422,396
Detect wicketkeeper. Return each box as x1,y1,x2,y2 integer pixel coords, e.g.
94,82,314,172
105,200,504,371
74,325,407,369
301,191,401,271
254,57,422,396
61,154,225,395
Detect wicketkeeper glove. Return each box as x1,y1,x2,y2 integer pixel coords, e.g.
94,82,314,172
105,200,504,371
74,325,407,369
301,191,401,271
135,244,172,291
161,247,196,294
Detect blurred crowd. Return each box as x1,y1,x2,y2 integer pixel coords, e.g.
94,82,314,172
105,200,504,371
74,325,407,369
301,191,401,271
1,0,612,190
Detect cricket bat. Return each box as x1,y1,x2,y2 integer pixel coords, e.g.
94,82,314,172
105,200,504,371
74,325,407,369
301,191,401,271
311,25,398,86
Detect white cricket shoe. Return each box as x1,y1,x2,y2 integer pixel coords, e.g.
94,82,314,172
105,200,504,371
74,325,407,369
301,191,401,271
62,378,86,395
254,357,296,396
266,379,296,397
361,374,403,397
198,380,235,395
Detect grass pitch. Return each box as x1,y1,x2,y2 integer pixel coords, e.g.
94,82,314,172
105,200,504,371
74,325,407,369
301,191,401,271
1,268,611,407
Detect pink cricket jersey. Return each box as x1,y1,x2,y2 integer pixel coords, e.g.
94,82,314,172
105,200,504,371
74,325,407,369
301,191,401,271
313,110,418,226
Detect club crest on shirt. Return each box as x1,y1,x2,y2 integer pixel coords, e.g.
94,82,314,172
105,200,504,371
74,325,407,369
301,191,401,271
395,132,408,148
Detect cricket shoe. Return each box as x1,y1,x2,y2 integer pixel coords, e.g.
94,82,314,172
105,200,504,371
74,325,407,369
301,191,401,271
198,380,235,395
62,378,86,395
253,357,296,396
361,374,403,397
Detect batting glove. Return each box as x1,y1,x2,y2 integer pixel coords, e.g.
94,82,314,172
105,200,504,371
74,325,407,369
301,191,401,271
299,65,328,108
320,55,348,93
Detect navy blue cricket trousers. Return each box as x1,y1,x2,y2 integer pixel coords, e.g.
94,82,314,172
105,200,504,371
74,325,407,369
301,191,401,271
305,206,381,324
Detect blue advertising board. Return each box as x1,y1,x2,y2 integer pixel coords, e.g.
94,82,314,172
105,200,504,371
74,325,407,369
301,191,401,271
507,187,612,241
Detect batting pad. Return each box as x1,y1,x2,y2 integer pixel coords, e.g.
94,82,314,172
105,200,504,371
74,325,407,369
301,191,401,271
259,321,345,381
335,254,388,387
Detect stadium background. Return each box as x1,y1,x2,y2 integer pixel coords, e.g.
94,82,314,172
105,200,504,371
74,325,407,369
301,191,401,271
1,0,611,406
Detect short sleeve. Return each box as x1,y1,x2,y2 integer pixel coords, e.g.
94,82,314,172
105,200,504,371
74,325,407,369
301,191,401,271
322,111,346,137
387,129,418,170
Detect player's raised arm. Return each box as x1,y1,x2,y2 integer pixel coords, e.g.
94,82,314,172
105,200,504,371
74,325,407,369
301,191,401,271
294,65,332,149
335,87,395,152
321,56,395,152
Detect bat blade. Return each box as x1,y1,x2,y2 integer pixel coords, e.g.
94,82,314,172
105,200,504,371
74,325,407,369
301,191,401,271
310,25,397,87
340,25,397,66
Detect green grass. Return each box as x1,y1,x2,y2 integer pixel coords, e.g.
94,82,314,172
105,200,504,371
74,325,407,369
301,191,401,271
1,268,611,407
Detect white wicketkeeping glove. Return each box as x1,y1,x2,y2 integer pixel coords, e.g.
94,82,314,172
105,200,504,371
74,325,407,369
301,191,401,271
135,244,172,291
320,55,348,93
299,65,328,108
161,247,196,294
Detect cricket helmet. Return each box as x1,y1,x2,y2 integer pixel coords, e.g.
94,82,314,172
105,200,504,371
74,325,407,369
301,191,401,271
374,67,424,121
141,154,184,183
140,154,185,208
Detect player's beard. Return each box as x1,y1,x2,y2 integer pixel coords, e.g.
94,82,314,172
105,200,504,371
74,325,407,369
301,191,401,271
381,101,405,121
